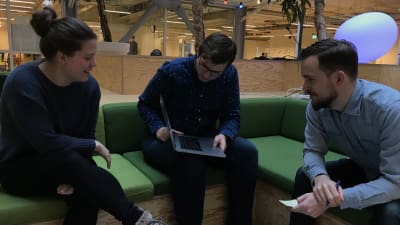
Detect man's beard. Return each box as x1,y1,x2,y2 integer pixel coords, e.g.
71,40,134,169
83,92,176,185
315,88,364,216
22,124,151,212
310,92,337,110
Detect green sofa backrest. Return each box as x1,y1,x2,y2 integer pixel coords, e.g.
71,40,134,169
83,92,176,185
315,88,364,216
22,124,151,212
280,98,308,142
102,102,147,153
280,98,344,154
239,97,309,142
100,97,343,154
239,98,286,138
102,98,290,153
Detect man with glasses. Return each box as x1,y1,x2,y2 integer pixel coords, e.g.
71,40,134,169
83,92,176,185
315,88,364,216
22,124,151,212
137,32,258,225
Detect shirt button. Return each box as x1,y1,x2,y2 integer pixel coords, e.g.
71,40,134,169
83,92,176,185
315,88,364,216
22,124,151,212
200,94,203,98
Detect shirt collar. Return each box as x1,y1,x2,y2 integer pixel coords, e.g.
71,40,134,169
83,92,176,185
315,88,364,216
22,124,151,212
342,79,363,116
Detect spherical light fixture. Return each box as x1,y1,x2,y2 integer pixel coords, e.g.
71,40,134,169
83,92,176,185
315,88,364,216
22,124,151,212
334,12,398,63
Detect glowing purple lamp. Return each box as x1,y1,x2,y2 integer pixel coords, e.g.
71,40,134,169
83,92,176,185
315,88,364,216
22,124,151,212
334,12,398,63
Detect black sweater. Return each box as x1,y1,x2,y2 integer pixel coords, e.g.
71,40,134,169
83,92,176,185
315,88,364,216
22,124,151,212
0,60,100,170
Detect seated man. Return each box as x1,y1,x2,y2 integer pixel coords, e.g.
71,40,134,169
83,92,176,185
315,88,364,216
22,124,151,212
137,32,258,225
290,39,400,225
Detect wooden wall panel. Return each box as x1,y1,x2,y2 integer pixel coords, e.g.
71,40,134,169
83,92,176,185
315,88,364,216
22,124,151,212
282,61,302,91
122,56,174,95
92,54,123,94
358,64,381,82
92,53,400,95
235,60,286,92
379,65,400,90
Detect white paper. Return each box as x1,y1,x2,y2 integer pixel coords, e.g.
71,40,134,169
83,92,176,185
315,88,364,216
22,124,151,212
279,199,298,208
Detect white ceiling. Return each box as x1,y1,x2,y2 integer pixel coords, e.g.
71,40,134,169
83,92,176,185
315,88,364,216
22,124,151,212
1,0,400,41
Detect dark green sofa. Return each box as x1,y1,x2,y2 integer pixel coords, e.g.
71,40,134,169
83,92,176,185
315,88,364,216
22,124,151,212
0,97,369,225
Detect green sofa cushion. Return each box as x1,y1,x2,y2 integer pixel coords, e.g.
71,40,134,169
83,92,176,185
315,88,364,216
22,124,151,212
102,102,147,153
250,135,345,193
123,151,226,196
280,99,308,142
123,151,170,195
239,98,286,138
0,192,66,225
93,154,154,201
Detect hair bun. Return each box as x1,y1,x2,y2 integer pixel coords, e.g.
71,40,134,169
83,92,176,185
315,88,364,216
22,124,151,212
30,6,57,37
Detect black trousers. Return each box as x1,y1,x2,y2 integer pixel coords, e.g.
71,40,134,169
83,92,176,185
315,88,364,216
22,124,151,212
142,136,258,225
289,158,400,225
0,150,142,225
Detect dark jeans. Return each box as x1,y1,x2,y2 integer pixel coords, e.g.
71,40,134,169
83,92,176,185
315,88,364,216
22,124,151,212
0,150,142,225
142,136,258,225
289,158,400,225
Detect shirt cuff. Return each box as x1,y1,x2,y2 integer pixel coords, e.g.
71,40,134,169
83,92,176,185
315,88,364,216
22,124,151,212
341,188,362,209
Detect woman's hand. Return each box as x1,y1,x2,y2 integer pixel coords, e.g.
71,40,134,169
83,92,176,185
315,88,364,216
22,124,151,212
94,140,111,169
57,184,74,195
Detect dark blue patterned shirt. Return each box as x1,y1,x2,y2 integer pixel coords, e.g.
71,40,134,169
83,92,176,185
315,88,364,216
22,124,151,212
138,56,240,141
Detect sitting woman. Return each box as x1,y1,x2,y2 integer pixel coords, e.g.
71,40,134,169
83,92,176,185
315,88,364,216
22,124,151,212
0,6,165,225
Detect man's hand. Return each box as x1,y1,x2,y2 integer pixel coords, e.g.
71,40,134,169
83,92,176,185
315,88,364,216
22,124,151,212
213,134,227,151
313,175,344,207
156,127,184,142
94,140,111,169
156,127,170,142
291,192,328,218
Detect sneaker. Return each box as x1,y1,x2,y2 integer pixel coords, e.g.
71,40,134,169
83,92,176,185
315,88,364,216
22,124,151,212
135,210,168,225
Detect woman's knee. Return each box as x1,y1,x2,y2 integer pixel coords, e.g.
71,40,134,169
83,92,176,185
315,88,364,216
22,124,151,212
60,151,91,167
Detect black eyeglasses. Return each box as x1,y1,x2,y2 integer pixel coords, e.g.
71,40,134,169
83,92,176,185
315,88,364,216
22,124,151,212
198,57,225,78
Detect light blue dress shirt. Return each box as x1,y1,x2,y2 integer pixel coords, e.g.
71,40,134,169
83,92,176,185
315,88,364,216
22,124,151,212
303,79,400,209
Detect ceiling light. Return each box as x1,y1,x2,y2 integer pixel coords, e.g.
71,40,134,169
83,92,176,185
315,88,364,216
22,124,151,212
259,35,274,38
0,8,30,13
42,0,51,6
0,3,33,9
245,28,259,31
8,0,35,4
104,10,131,15
166,20,185,24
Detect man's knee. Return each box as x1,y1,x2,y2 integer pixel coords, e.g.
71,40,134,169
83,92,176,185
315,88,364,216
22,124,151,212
229,137,258,163
373,200,400,224
292,167,313,198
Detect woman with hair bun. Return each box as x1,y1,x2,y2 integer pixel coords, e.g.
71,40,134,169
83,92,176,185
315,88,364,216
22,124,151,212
0,7,166,225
